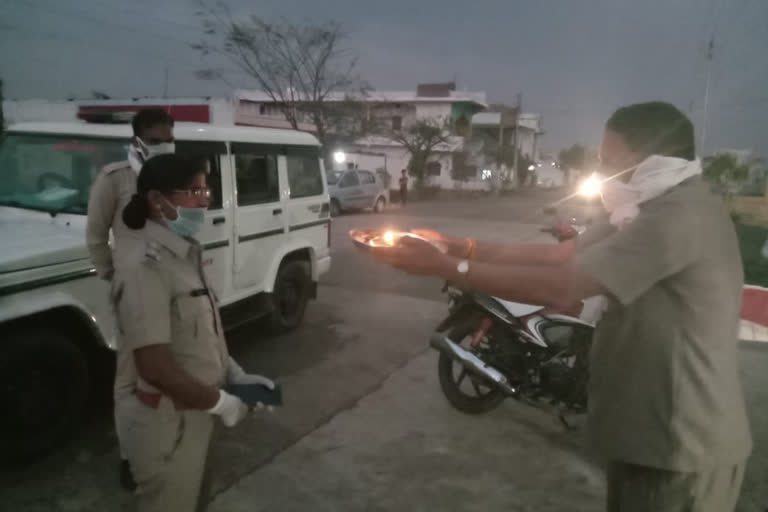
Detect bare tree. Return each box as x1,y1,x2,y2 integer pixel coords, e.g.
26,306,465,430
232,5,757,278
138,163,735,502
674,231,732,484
192,1,369,152
391,119,452,187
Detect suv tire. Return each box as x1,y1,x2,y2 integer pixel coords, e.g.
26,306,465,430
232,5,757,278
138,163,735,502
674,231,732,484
0,328,89,463
270,260,312,333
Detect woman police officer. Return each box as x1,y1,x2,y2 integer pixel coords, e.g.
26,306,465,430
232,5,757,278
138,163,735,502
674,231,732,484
113,153,273,511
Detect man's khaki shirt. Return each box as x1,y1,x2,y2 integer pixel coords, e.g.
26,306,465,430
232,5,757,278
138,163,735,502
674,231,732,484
86,160,139,279
575,177,752,470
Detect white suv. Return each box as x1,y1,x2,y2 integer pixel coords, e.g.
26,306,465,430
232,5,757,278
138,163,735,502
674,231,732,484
0,121,331,460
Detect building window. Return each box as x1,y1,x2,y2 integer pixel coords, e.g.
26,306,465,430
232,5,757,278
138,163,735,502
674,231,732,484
392,116,402,131
426,161,442,177
259,104,266,115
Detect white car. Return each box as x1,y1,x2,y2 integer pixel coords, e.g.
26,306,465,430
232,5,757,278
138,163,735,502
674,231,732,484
326,168,389,216
0,121,331,460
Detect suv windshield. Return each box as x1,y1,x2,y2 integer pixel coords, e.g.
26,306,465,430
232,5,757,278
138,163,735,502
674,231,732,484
0,133,128,215
326,170,345,185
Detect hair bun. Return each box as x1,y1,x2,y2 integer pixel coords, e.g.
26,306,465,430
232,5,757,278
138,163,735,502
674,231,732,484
122,193,149,230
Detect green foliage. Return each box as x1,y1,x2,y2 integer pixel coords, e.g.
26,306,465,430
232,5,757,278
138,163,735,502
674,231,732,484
703,152,762,194
557,144,588,170
733,220,768,286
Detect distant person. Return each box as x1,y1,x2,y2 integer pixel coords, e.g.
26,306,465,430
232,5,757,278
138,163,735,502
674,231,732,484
374,102,751,512
399,169,408,206
115,154,274,511
86,108,176,491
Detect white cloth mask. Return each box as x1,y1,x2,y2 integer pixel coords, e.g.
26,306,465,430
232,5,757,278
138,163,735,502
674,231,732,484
126,138,175,173
601,155,702,227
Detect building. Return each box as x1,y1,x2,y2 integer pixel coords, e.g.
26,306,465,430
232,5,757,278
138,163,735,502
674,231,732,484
4,86,545,191
468,107,545,188
235,82,488,189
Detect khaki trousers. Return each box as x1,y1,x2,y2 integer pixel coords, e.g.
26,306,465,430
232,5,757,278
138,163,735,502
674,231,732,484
606,461,745,512
119,395,214,512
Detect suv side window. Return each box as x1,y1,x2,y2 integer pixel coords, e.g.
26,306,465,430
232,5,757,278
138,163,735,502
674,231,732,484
175,141,226,210
287,154,323,198
234,154,280,206
359,171,376,184
339,171,360,188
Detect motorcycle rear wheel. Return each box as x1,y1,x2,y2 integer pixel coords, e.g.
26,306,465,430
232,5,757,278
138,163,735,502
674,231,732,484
437,325,505,414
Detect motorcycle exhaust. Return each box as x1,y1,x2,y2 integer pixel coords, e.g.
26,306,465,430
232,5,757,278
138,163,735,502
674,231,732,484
430,333,518,396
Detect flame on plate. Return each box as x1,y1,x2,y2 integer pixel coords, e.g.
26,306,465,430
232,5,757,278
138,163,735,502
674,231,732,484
382,231,395,246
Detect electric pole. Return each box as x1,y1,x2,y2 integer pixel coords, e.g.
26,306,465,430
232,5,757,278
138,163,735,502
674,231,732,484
700,0,727,155
512,92,522,185
700,36,714,155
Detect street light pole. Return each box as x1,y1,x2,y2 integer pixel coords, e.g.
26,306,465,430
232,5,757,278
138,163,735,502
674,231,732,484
512,93,522,184
700,36,714,155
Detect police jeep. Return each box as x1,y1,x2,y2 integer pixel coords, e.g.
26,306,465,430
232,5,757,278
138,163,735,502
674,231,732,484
0,119,332,461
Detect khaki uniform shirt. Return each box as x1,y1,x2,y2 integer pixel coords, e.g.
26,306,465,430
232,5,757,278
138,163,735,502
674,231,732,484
86,160,140,279
113,221,229,395
575,177,752,470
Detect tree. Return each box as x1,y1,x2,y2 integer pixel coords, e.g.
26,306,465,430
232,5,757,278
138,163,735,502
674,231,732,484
390,119,451,187
192,2,369,154
514,150,535,187
558,144,598,183
558,144,585,169
703,152,764,195
91,90,111,100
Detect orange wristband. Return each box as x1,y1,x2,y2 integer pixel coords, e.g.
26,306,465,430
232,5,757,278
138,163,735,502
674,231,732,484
465,238,476,260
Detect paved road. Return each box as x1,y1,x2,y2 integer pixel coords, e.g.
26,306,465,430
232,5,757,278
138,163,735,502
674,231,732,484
1,193,766,511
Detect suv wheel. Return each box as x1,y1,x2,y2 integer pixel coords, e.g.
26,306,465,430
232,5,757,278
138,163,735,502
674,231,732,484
330,199,342,217
0,329,89,463
374,197,386,213
270,260,312,333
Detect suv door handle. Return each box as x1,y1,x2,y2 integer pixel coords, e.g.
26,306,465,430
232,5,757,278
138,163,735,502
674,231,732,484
272,208,283,215
212,216,226,225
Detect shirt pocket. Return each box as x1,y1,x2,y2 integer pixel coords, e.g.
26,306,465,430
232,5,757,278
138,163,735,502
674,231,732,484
174,295,209,337
172,294,221,358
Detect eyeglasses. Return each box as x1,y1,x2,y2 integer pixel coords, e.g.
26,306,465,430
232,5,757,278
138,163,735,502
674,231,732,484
173,187,211,199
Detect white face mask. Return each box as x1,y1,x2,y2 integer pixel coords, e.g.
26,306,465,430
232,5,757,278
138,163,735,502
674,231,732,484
599,172,641,214
600,155,702,226
127,137,175,173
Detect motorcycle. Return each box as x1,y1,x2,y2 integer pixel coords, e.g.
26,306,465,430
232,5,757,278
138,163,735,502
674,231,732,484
429,217,595,428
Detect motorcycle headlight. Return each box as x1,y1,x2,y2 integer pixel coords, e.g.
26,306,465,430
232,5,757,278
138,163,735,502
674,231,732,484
577,173,601,198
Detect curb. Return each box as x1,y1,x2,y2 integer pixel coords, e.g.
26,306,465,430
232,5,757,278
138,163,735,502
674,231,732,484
740,285,768,343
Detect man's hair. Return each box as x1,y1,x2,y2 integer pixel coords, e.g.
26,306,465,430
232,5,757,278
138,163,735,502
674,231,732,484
606,102,695,160
131,108,175,137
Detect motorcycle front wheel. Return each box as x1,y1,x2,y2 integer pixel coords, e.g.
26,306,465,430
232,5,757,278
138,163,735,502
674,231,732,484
437,324,506,414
